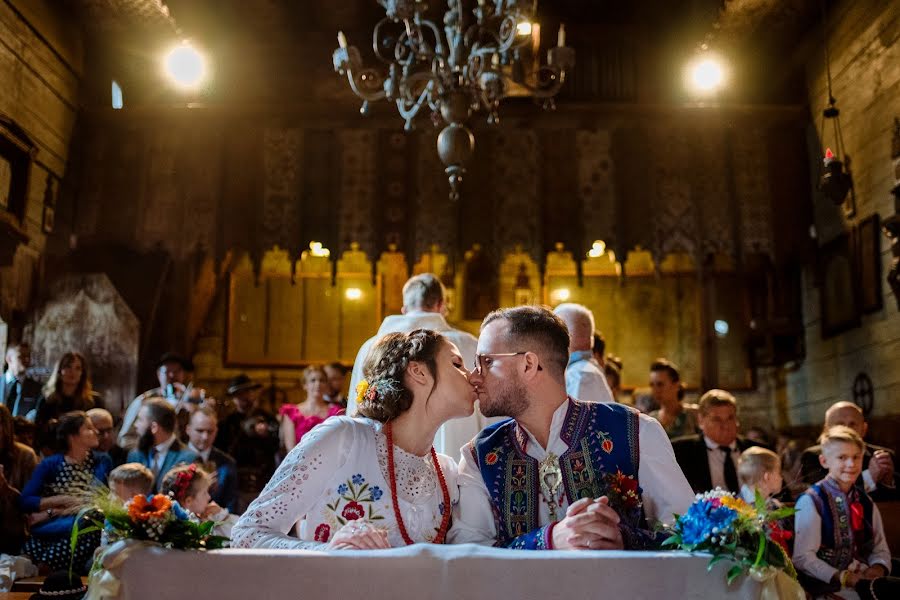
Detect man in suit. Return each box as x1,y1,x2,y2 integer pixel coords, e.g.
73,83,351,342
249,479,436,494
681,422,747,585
798,401,898,501
186,406,238,513
127,398,197,492
0,343,41,420
671,389,764,494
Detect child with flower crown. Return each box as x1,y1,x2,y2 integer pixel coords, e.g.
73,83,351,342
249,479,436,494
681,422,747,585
160,464,238,537
793,426,898,599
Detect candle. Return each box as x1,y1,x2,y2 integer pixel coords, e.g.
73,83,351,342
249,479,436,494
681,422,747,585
557,23,566,47
338,31,348,49
824,147,834,164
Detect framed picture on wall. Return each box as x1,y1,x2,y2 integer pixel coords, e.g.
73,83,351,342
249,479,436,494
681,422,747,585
855,213,882,314
818,233,860,338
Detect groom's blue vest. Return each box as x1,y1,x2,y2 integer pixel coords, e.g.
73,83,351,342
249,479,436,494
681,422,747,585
469,399,657,549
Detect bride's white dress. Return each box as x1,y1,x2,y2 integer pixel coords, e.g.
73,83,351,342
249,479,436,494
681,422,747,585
231,416,458,549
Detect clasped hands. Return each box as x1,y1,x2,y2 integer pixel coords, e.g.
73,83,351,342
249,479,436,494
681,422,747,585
868,450,895,487
552,496,624,551
328,520,391,550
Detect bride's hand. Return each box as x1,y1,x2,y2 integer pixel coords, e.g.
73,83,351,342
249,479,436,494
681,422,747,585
327,521,391,550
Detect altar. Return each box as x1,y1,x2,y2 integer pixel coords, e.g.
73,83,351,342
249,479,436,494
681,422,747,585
105,544,802,600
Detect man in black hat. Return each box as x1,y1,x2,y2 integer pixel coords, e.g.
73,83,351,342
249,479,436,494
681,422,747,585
215,374,279,512
118,352,191,449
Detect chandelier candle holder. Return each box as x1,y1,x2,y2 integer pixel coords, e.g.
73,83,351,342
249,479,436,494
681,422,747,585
333,0,575,200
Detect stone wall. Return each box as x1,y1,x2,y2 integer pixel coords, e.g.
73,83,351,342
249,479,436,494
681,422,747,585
0,0,81,336
786,0,900,426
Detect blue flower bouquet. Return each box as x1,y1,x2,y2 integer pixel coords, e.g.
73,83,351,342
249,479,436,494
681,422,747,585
662,489,796,585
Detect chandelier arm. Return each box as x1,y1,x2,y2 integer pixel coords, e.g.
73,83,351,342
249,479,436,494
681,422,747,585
499,65,568,98
344,67,389,101
373,17,399,64
395,85,433,123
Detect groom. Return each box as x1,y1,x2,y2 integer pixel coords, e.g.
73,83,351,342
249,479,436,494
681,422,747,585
450,306,694,550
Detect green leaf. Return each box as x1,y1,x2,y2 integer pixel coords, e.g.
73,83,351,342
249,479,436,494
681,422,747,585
768,507,796,520
754,489,766,512
726,565,744,586
707,554,730,572
661,535,680,547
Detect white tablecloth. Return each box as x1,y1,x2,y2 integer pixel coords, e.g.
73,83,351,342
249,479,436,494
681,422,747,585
112,544,800,600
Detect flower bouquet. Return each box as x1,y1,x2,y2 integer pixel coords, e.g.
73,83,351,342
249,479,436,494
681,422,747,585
662,489,796,586
75,493,229,551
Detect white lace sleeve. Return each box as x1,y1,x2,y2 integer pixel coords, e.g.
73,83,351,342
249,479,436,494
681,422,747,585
231,416,357,550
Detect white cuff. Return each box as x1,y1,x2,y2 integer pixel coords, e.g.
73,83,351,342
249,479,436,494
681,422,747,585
862,469,876,492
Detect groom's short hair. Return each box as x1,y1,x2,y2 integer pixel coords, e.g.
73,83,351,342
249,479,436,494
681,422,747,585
481,306,569,379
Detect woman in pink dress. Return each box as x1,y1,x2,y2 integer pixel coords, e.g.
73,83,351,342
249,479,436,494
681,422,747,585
279,366,344,450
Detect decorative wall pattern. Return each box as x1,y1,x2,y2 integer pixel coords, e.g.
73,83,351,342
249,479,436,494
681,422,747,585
337,130,377,257
262,128,302,254
653,127,698,262
734,127,774,259
492,129,540,256
577,129,616,253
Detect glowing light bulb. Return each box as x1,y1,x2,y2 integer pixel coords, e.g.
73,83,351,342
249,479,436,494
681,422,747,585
516,22,533,36
687,56,725,93
345,288,362,300
163,42,207,89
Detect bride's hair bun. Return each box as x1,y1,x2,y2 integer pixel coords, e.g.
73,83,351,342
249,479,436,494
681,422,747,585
356,329,443,422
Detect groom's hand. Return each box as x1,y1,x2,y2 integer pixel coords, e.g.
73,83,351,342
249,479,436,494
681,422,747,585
553,497,623,550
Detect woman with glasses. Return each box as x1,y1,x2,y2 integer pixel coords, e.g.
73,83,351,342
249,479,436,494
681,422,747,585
232,328,476,549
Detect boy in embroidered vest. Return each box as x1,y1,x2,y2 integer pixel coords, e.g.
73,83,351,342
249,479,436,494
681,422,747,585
449,306,694,550
793,426,897,599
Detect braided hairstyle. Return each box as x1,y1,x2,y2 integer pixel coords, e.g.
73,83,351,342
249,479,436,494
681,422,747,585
356,329,444,422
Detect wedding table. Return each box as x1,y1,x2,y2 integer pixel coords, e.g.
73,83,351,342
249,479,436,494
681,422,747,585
106,543,801,600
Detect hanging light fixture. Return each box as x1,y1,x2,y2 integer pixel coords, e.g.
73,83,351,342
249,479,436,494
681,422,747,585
817,1,854,213
333,0,575,201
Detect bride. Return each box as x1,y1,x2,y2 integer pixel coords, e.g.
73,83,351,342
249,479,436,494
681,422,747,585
231,329,476,549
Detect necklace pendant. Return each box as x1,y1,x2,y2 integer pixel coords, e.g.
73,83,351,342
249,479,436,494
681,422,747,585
539,452,563,521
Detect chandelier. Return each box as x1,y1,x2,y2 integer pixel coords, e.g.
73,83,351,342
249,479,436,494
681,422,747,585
333,0,575,200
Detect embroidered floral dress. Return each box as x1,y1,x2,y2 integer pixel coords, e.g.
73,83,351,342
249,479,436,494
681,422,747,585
231,416,458,549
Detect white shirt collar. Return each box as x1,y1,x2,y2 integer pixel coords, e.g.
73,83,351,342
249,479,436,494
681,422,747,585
4,371,18,384
188,442,211,462
517,397,570,454
154,434,178,455
703,435,737,452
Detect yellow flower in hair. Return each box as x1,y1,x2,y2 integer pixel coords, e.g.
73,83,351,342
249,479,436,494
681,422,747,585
356,380,369,405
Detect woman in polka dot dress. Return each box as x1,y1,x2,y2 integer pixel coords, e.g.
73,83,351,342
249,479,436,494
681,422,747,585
18,411,111,574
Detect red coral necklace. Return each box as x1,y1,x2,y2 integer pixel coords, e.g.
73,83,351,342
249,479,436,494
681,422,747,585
385,421,452,545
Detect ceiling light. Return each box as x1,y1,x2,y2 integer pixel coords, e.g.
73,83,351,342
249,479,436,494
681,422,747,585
164,41,207,89
687,56,725,93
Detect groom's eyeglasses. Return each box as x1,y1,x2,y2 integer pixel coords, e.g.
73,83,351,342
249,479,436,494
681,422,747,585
474,352,542,374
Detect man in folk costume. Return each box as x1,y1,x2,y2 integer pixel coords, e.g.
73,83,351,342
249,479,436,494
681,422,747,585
450,306,694,550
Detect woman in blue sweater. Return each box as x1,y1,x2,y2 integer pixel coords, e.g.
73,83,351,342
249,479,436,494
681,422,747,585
19,411,111,573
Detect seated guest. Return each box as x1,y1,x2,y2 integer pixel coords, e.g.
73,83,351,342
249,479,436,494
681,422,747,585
127,399,197,492
671,389,764,494
799,401,898,501
119,353,191,449
35,353,101,429
108,462,154,502
19,411,111,574
87,408,127,468
591,331,607,367
604,360,622,402
648,359,699,438
186,407,238,513
737,446,784,506
12,415,35,449
160,464,237,537
1,343,41,420
324,362,349,409
553,303,615,404
279,366,343,451
794,426,898,598
216,374,279,513
1,405,38,554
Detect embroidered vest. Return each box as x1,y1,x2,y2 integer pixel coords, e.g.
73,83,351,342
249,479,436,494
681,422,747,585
805,478,875,571
470,400,643,548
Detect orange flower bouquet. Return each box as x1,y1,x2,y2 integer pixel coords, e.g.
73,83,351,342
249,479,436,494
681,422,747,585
76,493,228,550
